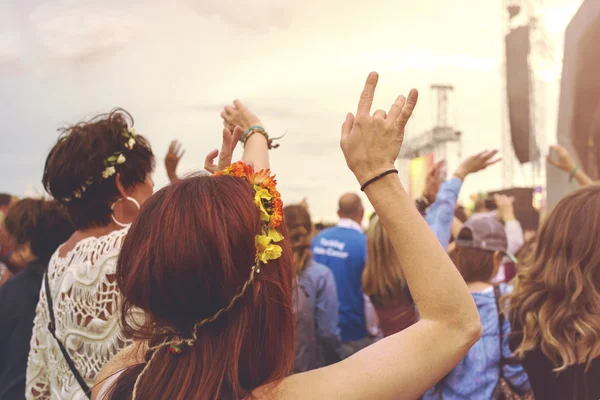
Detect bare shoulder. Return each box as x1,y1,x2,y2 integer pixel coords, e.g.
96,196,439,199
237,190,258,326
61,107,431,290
91,341,146,399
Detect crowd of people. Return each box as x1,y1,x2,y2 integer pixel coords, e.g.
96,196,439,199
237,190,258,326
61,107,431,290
0,72,598,400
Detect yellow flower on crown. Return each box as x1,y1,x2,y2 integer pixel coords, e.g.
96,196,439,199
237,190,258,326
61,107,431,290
215,162,285,266
255,230,284,264
254,187,272,222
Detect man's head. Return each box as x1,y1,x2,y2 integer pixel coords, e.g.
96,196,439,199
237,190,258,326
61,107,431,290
338,193,364,224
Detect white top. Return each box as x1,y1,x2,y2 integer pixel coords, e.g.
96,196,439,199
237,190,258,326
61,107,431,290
26,228,132,400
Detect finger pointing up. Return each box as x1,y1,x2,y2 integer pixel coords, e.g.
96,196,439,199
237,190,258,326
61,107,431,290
357,72,379,117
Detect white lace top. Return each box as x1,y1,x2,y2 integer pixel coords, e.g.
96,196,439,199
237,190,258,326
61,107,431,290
26,228,131,400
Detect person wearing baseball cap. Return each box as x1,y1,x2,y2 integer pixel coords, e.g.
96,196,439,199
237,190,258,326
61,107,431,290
423,217,531,400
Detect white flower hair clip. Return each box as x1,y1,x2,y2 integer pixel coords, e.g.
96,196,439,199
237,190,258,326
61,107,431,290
62,127,137,202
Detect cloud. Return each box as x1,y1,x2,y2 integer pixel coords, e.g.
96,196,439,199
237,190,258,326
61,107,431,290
28,2,144,64
187,0,299,33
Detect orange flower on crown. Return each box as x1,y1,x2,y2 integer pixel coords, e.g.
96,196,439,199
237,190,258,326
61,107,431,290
215,162,284,265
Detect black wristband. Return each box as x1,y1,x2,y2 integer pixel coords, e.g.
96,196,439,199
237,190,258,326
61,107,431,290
360,169,399,192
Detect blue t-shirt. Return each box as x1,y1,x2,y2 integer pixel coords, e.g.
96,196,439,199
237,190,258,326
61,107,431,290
312,225,367,342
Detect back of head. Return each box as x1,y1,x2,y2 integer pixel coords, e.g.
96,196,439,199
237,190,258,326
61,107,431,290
283,205,313,275
4,199,74,263
0,193,13,208
338,193,364,223
508,185,600,370
451,217,506,283
113,174,294,400
362,216,407,302
42,109,155,229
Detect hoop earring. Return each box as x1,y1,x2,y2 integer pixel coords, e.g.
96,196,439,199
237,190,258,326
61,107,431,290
111,197,141,228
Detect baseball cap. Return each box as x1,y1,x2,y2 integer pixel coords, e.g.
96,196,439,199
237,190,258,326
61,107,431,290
455,216,517,263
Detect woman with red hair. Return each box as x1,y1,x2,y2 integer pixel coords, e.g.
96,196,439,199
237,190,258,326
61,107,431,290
93,73,482,400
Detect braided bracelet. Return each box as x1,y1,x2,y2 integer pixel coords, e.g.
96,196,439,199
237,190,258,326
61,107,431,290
241,126,282,150
568,166,580,183
241,126,265,143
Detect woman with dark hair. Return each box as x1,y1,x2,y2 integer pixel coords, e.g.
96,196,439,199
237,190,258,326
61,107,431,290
507,185,600,400
25,109,157,399
0,199,74,399
283,204,340,372
93,72,482,400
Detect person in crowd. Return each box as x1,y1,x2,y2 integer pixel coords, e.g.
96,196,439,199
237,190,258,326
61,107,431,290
91,72,481,400
0,193,16,217
547,143,593,186
283,204,340,372
506,185,600,400
311,192,370,358
26,104,257,398
0,198,74,399
423,217,530,399
362,215,417,337
469,194,524,283
415,161,445,216
25,109,156,399
0,193,22,282
424,150,501,250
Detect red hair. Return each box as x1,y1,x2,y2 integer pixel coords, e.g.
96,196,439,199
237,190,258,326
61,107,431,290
111,174,294,399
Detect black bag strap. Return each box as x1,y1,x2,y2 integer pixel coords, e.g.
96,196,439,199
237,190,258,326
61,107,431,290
493,285,507,379
44,271,92,398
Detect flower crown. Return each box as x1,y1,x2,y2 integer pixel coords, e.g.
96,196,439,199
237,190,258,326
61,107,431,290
214,162,284,270
63,127,137,202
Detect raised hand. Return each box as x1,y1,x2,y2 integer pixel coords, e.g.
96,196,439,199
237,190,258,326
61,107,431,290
494,194,516,222
423,161,445,204
221,100,262,132
204,126,243,174
165,140,186,183
340,72,418,185
453,150,501,181
547,144,576,173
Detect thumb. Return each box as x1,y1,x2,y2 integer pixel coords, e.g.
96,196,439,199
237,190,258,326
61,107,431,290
341,113,355,143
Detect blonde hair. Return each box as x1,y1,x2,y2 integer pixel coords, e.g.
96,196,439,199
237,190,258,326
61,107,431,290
283,205,313,275
506,185,600,371
362,216,407,302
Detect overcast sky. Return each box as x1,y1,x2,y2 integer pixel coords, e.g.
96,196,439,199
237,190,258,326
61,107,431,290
0,0,582,220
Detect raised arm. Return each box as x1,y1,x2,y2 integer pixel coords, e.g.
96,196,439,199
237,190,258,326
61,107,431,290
274,73,481,400
426,150,500,249
494,194,524,255
547,144,593,187
221,100,270,170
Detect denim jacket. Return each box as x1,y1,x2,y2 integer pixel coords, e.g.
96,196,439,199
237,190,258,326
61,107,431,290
423,284,530,400
293,260,341,372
